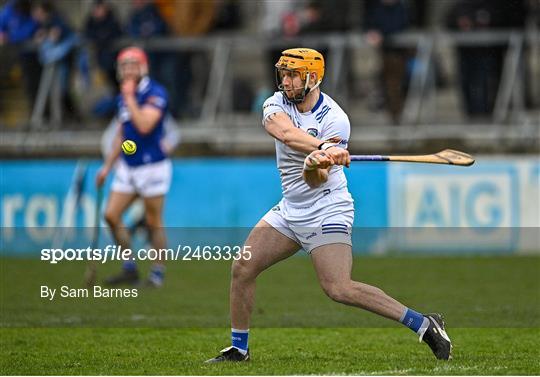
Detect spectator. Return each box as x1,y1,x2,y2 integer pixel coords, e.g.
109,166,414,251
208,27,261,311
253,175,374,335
260,0,296,36
127,0,168,38
0,0,40,108
446,0,526,118
32,0,80,121
0,0,37,44
84,0,122,91
84,0,123,118
160,0,216,36
283,0,351,37
127,0,188,118
155,0,217,117
364,0,411,124
213,0,242,31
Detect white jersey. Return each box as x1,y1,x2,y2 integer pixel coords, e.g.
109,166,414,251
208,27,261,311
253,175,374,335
262,91,351,208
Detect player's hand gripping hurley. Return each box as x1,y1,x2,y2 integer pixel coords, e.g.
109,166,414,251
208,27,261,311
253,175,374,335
305,148,474,171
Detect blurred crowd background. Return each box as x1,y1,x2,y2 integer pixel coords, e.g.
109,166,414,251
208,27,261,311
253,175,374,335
0,0,539,156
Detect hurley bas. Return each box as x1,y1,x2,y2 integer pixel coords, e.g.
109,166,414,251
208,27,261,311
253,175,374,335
41,285,138,300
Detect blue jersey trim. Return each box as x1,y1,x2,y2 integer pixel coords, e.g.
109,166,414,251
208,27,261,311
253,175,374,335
316,105,331,123
311,93,324,113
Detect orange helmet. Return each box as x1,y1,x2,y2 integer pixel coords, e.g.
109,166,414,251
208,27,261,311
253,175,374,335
117,46,149,79
275,48,325,103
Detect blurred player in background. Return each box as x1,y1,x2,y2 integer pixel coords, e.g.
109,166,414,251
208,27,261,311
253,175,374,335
207,48,452,362
96,46,171,287
101,112,180,242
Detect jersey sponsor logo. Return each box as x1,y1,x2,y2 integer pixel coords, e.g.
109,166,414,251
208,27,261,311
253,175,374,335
307,128,318,137
271,205,280,212
263,103,281,110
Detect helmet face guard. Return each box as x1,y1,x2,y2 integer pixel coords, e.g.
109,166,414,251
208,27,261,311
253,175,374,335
274,48,325,104
275,67,312,104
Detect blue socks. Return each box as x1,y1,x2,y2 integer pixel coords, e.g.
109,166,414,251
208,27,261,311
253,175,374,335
123,260,137,272
231,328,249,354
400,308,428,334
148,264,165,286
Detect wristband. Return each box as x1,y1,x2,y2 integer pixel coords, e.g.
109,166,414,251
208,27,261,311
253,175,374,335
318,142,337,150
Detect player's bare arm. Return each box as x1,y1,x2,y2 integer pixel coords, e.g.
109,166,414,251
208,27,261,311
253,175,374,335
264,112,322,154
121,80,162,135
264,112,350,166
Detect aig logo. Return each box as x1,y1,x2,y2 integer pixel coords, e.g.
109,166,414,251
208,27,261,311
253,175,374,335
391,167,517,228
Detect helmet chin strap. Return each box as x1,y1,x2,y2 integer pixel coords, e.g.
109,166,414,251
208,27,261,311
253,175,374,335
309,80,321,92
286,72,321,104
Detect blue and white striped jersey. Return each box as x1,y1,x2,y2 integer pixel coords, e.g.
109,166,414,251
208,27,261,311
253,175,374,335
262,91,351,207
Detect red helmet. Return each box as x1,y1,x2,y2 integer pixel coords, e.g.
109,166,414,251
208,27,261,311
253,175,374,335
117,46,149,78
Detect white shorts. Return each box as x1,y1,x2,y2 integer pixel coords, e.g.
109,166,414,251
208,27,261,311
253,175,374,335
262,188,354,253
111,159,172,198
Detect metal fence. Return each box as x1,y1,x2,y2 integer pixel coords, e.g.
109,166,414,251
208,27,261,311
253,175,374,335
1,30,539,156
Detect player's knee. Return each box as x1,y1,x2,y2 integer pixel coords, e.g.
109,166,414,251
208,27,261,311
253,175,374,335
145,213,162,228
231,258,256,282
104,210,120,228
322,281,353,304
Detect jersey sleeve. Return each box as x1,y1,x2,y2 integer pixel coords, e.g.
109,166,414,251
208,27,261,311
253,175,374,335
144,85,168,112
262,92,286,126
322,112,350,149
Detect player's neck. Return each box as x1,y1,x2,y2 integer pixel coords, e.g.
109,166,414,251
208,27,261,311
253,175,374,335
296,87,321,113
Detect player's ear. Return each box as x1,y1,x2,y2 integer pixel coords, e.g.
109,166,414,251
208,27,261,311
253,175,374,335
310,72,318,86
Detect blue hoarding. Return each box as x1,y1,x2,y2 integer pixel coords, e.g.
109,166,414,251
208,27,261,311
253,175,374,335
1,157,538,255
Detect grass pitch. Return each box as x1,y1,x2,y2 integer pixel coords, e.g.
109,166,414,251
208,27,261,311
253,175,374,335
1,255,539,375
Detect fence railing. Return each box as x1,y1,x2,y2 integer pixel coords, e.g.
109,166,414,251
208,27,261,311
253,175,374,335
21,29,538,129
0,29,537,156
